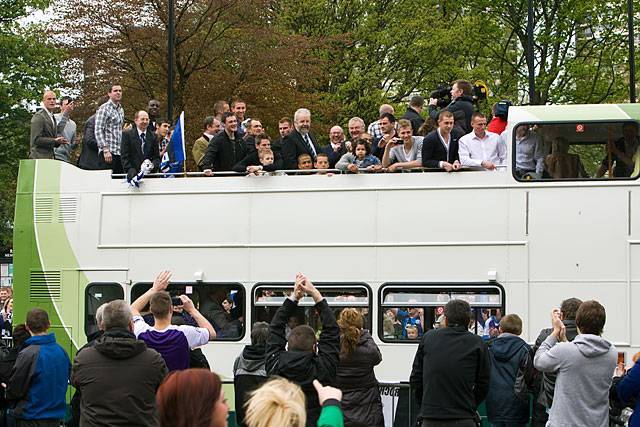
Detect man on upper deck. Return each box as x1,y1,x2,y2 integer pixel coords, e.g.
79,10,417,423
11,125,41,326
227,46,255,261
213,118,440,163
282,108,321,169
95,84,125,174
120,110,161,180
458,112,506,171
202,112,247,174
421,110,462,172
29,90,71,159
428,80,475,134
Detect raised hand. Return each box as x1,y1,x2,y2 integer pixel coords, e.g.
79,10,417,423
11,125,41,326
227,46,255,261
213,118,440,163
152,270,172,291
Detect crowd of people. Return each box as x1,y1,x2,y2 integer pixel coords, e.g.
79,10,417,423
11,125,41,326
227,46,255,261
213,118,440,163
0,272,638,427
29,81,640,180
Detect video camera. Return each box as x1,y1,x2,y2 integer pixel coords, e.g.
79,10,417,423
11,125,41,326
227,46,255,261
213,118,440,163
429,81,488,108
429,86,452,109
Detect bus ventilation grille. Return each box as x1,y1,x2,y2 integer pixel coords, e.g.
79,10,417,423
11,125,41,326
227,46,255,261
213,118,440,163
59,197,78,223
30,270,62,300
34,197,54,223
34,196,78,223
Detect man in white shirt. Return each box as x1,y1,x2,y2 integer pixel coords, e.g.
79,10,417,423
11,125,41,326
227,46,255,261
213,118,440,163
458,112,506,170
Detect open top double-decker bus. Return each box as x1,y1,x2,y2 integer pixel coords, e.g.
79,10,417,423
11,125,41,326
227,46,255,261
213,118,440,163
13,103,640,426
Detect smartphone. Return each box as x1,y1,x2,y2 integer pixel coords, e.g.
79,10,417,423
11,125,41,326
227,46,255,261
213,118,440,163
171,297,182,306
618,352,625,365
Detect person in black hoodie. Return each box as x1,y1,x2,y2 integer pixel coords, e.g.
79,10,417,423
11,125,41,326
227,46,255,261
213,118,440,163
67,303,107,427
265,273,340,427
486,314,534,427
428,80,475,134
530,297,581,427
71,300,168,427
233,321,270,427
410,299,490,427
0,325,29,427
334,308,384,427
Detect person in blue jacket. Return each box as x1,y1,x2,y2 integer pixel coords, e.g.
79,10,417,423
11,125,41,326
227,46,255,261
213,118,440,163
617,359,640,427
6,308,71,427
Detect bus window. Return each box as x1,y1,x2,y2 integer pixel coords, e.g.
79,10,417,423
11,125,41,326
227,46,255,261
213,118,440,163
512,121,640,181
85,283,124,338
130,282,245,341
379,284,504,343
252,283,371,335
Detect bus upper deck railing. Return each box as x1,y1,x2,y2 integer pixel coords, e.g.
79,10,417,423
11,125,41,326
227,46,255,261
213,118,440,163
110,166,503,179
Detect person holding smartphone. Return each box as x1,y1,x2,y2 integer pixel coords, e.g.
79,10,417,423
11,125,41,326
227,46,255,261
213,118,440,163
130,271,216,371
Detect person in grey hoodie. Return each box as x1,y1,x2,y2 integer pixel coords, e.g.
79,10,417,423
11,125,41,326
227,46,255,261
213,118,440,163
534,300,617,427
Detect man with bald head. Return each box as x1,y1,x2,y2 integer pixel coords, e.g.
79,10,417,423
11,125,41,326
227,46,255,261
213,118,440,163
29,90,72,159
321,125,347,168
282,108,321,169
120,110,161,180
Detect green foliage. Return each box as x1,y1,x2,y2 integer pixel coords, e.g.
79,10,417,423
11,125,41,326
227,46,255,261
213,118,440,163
0,5,63,251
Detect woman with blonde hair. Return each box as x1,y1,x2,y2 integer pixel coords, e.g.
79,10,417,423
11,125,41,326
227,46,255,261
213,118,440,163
245,377,344,427
335,308,384,427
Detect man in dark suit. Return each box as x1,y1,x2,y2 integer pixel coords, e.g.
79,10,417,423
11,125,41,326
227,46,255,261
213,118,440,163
202,112,246,174
421,110,462,172
282,108,321,169
29,90,71,159
320,125,347,168
78,96,109,170
121,110,161,180
272,117,293,155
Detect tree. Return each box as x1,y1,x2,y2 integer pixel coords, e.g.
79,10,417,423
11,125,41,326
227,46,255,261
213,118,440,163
272,0,507,124
0,0,63,251
471,0,632,104
54,0,325,154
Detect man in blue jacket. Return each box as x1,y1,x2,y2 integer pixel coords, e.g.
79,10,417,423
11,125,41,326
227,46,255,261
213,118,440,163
6,308,71,427
616,360,640,427
486,314,534,427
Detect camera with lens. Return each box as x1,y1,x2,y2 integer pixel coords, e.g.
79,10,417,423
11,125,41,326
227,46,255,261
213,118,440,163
429,86,452,109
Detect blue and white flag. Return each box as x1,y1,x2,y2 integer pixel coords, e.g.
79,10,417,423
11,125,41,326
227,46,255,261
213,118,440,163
171,111,186,163
160,111,186,176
